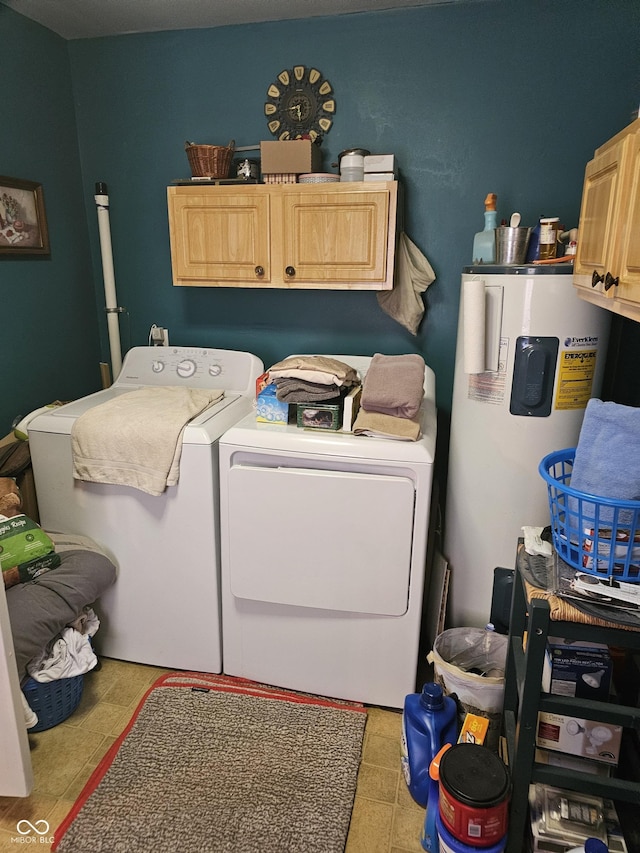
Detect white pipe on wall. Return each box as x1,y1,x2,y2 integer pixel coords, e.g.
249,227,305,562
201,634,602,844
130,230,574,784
94,182,123,380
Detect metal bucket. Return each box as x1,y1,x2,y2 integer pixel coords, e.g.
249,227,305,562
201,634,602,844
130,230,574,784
495,226,531,265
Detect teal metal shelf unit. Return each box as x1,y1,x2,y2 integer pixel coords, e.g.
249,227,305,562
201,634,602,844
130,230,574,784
503,560,640,853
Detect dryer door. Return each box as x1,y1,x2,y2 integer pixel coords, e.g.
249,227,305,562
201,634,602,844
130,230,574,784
227,464,414,615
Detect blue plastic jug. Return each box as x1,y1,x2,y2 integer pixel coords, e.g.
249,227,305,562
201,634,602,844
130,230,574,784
400,682,458,808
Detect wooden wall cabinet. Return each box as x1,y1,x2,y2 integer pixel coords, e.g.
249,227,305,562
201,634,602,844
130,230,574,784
167,181,399,290
574,117,640,321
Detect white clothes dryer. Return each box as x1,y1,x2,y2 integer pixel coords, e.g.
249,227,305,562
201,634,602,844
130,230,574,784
219,355,437,708
28,346,263,672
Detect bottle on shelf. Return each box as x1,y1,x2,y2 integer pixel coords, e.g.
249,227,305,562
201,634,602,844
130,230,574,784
472,193,498,264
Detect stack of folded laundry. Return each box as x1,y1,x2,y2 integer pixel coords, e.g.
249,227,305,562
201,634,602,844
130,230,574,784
265,355,362,431
268,355,360,403
353,353,425,441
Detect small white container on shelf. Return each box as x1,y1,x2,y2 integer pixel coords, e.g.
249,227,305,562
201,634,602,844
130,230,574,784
340,154,364,181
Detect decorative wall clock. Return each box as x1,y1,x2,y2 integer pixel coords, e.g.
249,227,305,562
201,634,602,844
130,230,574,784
264,66,336,141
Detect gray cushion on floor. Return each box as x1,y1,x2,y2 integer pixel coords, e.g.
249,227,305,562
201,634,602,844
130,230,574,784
6,549,116,678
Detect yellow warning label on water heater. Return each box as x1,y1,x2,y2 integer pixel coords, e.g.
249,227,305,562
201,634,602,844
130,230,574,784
555,348,597,410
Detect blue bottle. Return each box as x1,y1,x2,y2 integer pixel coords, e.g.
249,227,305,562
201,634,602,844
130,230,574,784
526,220,542,262
472,193,498,264
400,682,458,808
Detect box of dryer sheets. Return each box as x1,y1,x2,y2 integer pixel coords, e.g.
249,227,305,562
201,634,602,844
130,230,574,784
260,140,322,175
542,637,612,701
256,371,270,396
536,712,622,765
256,383,290,425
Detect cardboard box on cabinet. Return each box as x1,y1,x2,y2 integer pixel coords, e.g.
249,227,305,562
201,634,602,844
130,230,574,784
260,140,322,175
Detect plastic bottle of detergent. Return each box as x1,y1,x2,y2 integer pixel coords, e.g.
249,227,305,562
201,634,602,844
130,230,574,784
400,682,457,808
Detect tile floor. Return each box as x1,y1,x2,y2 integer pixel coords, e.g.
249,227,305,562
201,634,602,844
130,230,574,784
0,658,426,853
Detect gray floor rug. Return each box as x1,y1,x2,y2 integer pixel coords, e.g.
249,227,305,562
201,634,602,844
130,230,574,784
53,672,367,853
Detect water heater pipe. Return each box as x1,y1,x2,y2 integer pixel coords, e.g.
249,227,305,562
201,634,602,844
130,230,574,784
94,182,123,379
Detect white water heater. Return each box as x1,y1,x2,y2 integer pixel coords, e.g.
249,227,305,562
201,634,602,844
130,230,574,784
444,264,611,627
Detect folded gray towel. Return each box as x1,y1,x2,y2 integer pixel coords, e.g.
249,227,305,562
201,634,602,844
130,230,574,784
275,378,342,403
361,353,425,420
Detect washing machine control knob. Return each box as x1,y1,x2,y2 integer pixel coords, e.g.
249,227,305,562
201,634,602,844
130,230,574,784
152,360,165,373
209,364,222,377
176,358,197,378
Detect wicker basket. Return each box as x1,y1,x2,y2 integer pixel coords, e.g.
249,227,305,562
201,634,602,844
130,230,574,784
185,140,235,178
22,673,84,732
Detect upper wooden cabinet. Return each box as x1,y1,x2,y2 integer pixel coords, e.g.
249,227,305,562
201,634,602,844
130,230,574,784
167,182,399,290
574,117,640,321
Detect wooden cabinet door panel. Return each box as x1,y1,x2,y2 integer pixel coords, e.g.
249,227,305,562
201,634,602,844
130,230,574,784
615,131,640,305
574,136,628,298
168,190,270,286
278,189,392,287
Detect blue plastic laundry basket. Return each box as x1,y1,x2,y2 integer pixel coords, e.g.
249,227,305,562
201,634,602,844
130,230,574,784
539,448,640,582
22,673,84,732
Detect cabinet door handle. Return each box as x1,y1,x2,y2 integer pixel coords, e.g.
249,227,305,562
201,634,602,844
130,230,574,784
285,266,296,278
604,271,619,291
591,270,604,288
255,265,264,277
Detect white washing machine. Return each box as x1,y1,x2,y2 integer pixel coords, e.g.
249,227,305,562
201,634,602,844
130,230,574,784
28,346,264,672
219,355,437,708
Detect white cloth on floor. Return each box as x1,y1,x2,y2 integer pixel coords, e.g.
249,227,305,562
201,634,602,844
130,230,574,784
71,386,224,496
27,625,98,682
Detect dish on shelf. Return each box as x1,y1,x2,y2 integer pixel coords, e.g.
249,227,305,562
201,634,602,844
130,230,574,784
298,173,340,183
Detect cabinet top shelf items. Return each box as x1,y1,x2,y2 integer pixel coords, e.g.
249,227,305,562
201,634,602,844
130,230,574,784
167,181,400,290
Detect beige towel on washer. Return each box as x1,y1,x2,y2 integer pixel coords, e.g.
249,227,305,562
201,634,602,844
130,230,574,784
71,387,224,496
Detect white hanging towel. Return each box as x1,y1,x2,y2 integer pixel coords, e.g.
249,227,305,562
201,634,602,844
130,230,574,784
71,386,223,496
377,232,435,335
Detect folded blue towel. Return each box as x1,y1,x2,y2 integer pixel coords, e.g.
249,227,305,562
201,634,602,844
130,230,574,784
570,398,640,525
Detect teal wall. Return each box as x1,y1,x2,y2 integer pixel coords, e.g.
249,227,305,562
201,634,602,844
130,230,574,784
2,0,639,439
0,8,102,434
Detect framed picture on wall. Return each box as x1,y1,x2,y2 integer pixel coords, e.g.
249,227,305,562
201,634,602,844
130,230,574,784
0,176,50,256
